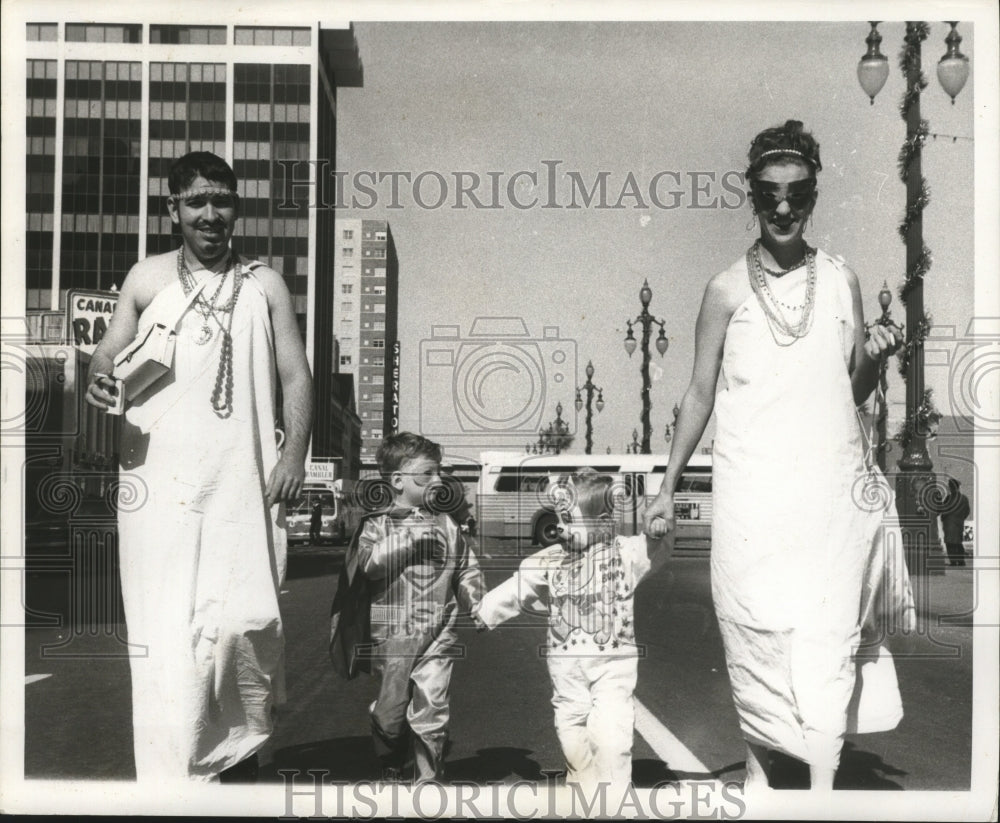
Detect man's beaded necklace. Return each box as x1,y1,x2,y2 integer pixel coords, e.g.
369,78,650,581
747,241,817,343
176,246,245,417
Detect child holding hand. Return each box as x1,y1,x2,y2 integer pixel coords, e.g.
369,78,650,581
334,432,484,782
476,469,671,795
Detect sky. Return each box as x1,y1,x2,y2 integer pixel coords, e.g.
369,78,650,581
332,18,979,462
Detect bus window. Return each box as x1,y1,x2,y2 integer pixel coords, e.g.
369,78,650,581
677,473,712,494
623,473,646,500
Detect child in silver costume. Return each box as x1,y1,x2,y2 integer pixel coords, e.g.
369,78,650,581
355,432,484,782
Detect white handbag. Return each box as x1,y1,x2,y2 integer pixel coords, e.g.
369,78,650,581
112,278,210,402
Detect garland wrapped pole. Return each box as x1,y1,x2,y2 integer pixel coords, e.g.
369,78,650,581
894,21,941,575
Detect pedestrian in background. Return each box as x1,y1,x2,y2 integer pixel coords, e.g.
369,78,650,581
310,499,324,544
643,120,913,793
86,151,312,783
939,478,971,567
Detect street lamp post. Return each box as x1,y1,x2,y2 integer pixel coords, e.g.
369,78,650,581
874,282,895,473
857,21,969,571
575,360,605,455
528,402,570,455
624,279,668,454
664,401,680,444
627,428,640,454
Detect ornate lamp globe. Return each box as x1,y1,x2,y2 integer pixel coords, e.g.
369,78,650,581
595,391,605,413
639,280,652,307
655,328,669,356
624,324,637,357
937,22,970,104
857,21,890,104
878,280,893,310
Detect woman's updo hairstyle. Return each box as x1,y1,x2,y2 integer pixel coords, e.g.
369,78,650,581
746,120,822,181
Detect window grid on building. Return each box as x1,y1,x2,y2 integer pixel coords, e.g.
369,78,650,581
146,63,227,256
60,60,141,295
231,62,310,317
234,27,311,46
26,23,58,42
26,58,58,308
65,24,142,43
150,25,227,45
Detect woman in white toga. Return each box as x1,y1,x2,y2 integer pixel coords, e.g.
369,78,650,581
643,120,913,791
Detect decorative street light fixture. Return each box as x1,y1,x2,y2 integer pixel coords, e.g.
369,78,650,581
857,21,968,572
626,428,640,455
857,21,890,104
937,22,972,104
575,360,605,455
528,402,571,455
624,279,668,454
858,21,970,104
873,282,896,473
664,401,680,444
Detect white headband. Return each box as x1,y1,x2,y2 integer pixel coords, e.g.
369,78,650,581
170,184,237,200
756,148,815,165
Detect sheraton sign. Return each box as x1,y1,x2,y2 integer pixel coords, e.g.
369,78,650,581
390,340,401,434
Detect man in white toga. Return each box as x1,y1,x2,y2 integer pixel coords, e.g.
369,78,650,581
86,151,312,782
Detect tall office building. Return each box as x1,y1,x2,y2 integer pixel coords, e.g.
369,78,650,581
331,219,399,469
24,18,362,460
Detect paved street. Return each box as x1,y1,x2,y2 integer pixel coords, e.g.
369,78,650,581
22,539,975,790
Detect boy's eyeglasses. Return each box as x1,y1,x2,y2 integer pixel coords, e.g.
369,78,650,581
405,471,437,487
750,180,815,213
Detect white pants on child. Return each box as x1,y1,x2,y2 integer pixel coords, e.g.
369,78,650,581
548,653,638,794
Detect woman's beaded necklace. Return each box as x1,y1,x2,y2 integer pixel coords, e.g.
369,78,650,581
747,241,817,343
176,246,245,417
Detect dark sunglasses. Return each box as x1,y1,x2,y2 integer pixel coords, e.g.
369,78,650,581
750,180,816,212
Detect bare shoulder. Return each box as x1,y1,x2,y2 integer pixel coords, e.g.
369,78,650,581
705,256,752,317
243,259,288,293
821,250,862,303
839,259,862,292
125,251,180,311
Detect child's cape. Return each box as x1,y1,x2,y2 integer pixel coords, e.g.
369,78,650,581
328,509,387,679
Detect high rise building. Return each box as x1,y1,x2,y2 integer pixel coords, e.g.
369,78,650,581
23,18,362,460
331,219,399,470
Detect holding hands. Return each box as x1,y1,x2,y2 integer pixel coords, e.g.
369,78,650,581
643,493,675,540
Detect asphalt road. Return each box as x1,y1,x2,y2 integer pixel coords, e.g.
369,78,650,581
21,538,975,790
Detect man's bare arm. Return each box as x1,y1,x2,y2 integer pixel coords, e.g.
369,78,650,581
258,267,313,504
85,268,144,410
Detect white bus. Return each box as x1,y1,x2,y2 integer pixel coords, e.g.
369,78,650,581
287,482,339,545
476,451,713,550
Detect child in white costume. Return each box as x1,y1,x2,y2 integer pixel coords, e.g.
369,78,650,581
476,470,671,794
